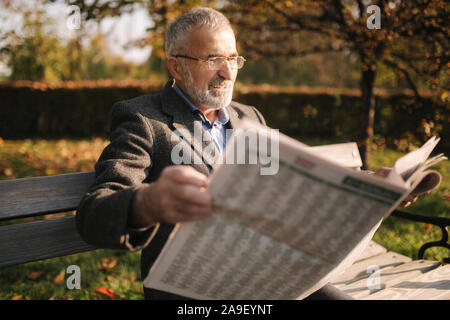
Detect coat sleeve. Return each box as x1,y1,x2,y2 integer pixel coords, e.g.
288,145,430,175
76,101,158,251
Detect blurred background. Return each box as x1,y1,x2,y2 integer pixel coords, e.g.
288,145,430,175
0,0,448,299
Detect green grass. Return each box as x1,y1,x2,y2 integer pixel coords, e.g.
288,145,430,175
0,137,448,299
0,249,143,300
369,147,449,262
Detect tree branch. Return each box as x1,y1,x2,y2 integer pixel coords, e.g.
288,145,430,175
243,41,349,58
262,0,341,36
383,59,422,100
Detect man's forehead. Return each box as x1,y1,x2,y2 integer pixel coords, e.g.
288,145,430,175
187,26,237,56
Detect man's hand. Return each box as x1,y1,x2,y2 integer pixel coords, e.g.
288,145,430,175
129,166,214,228
373,167,428,208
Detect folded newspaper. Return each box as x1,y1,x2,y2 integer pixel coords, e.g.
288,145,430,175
143,120,446,299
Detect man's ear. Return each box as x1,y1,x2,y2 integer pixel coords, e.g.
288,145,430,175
167,57,183,80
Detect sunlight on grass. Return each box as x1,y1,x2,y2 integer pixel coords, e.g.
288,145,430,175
0,137,109,178
368,147,449,262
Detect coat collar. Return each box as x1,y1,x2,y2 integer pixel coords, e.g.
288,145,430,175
160,79,241,127
225,102,241,129
160,79,243,173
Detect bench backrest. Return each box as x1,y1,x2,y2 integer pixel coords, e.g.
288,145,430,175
0,172,97,267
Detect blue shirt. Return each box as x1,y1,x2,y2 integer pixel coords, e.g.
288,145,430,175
173,83,230,154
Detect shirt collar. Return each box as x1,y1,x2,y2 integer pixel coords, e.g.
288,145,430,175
172,82,230,126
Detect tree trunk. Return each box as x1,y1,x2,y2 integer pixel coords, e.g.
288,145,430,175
271,58,283,85
359,67,376,170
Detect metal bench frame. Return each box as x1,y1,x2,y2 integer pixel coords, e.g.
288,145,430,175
391,209,450,263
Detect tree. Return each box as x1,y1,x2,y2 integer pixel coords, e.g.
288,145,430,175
223,0,448,167
59,0,449,167
63,0,219,58
0,0,148,82
0,4,70,81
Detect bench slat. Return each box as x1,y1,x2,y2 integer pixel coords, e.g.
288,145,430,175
330,251,411,285
0,216,96,267
362,264,450,300
338,259,441,299
0,172,95,221
354,240,387,263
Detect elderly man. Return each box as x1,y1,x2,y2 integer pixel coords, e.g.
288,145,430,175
76,7,352,300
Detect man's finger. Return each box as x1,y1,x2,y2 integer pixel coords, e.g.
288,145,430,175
403,194,419,203
400,201,412,208
174,201,213,220
172,183,213,206
163,200,213,223
164,166,209,188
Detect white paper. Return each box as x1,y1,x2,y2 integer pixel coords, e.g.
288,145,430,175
143,120,444,299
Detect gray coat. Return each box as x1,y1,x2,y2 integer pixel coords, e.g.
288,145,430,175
76,79,266,299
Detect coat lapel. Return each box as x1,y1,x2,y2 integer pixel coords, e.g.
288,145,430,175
160,80,214,173
160,80,247,173
226,102,243,129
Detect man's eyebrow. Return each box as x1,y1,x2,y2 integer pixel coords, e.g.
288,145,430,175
207,53,239,58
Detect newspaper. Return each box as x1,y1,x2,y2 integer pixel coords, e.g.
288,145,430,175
143,120,446,300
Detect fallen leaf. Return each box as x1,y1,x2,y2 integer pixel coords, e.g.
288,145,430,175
95,286,116,299
27,271,43,280
45,168,57,175
11,295,22,300
53,269,65,284
99,257,118,272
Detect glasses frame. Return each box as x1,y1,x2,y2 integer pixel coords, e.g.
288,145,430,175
173,54,246,70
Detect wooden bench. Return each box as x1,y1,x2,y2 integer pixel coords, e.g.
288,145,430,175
0,172,97,267
330,241,450,299
0,172,448,299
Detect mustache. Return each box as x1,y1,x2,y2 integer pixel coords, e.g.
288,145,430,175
208,77,233,87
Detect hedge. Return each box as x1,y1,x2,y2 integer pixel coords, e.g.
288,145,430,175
0,81,448,152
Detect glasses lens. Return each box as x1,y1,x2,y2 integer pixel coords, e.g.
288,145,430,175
209,57,228,70
207,56,245,70
236,56,245,69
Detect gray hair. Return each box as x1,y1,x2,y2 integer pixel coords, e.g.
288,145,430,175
165,7,233,57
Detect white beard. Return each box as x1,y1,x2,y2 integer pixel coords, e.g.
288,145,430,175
181,63,234,110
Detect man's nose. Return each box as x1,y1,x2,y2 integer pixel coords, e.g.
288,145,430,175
218,59,235,80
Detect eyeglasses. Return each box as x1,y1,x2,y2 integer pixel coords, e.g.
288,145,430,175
174,55,246,70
